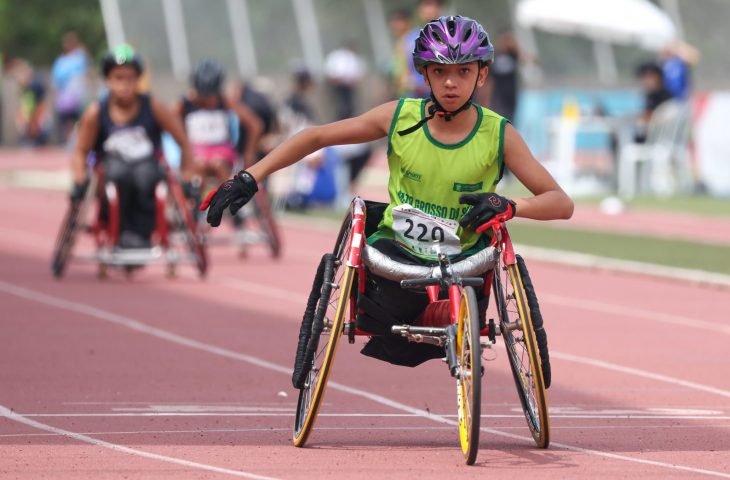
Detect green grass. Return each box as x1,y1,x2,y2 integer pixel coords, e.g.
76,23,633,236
508,222,730,275
623,195,730,217
286,207,730,275
497,181,730,218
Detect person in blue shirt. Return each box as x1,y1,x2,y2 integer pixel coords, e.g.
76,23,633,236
51,32,89,143
658,41,700,101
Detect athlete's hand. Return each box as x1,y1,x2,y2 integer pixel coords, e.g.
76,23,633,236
200,170,258,227
459,192,516,231
69,179,89,203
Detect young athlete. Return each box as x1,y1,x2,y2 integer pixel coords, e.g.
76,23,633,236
201,16,573,370
70,44,193,249
174,58,263,184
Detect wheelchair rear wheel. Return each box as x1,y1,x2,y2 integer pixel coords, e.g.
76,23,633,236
494,261,550,448
457,285,482,465
292,211,356,447
167,172,208,277
51,178,95,278
51,199,85,278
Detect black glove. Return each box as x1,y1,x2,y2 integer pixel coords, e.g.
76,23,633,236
459,192,516,230
200,170,258,227
69,180,89,202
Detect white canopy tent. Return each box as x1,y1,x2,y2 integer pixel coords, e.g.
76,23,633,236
515,0,678,83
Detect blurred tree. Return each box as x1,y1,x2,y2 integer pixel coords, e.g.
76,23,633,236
0,0,105,66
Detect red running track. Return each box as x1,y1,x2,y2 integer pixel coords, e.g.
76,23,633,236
0,183,729,479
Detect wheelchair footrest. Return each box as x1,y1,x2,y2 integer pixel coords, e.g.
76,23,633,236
391,324,448,347
97,247,164,265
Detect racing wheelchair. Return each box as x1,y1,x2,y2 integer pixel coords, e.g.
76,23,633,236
162,115,282,259
51,157,207,279
291,197,550,465
195,185,282,259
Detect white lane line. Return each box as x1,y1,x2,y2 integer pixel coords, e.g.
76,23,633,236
216,275,730,338
541,293,730,336
219,276,307,304
206,277,730,398
17,412,730,420
3,423,728,440
552,351,730,399
3,281,730,478
328,382,730,478
19,271,725,403
0,426,454,439
0,405,280,480
5,218,727,338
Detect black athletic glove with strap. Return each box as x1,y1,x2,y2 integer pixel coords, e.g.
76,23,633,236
69,179,89,203
200,170,258,227
458,192,516,231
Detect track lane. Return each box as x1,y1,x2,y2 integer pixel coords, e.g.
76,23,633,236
1,185,729,478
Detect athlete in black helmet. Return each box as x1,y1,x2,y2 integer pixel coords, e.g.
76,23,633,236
174,58,262,184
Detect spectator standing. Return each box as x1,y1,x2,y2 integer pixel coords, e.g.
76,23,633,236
483,31,522,123
401,0,445,98
388,9,413,98
658,41,700,101
634,62,673,142
51,32,89,143
9,59,49,146
324,41,365,121
285,65,317,125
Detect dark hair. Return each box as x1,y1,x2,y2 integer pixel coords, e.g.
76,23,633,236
101,44,143,77
636,61,663,78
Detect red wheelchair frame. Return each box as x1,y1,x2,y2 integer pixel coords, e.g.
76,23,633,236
51,158,207,279
291,197,550,465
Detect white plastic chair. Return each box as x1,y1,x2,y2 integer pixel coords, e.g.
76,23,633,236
617,100,692,199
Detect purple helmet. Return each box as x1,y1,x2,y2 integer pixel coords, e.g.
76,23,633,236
413,16,494,71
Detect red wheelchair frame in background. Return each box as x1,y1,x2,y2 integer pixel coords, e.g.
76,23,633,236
51,157,207,279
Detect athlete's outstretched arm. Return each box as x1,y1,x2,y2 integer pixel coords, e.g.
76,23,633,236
247,101,397,181
71,102,100,185
503,124,574,220
151,97,193,178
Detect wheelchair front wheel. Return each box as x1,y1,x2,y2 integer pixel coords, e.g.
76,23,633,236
494,261,550,448
456,285,482,465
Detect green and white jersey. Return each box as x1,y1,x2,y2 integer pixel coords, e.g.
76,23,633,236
368,97,508,260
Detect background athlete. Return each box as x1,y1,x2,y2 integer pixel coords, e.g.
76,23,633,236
174,58,263,186
70,44,193,249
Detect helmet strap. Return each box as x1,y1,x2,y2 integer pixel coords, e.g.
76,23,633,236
397,70,478,137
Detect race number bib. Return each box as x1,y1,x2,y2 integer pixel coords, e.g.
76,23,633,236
103,126,154,162
392,204,461,257
185,110,229,146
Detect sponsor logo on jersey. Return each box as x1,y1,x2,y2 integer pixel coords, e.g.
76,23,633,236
453,181,483,192
401,167,422,182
